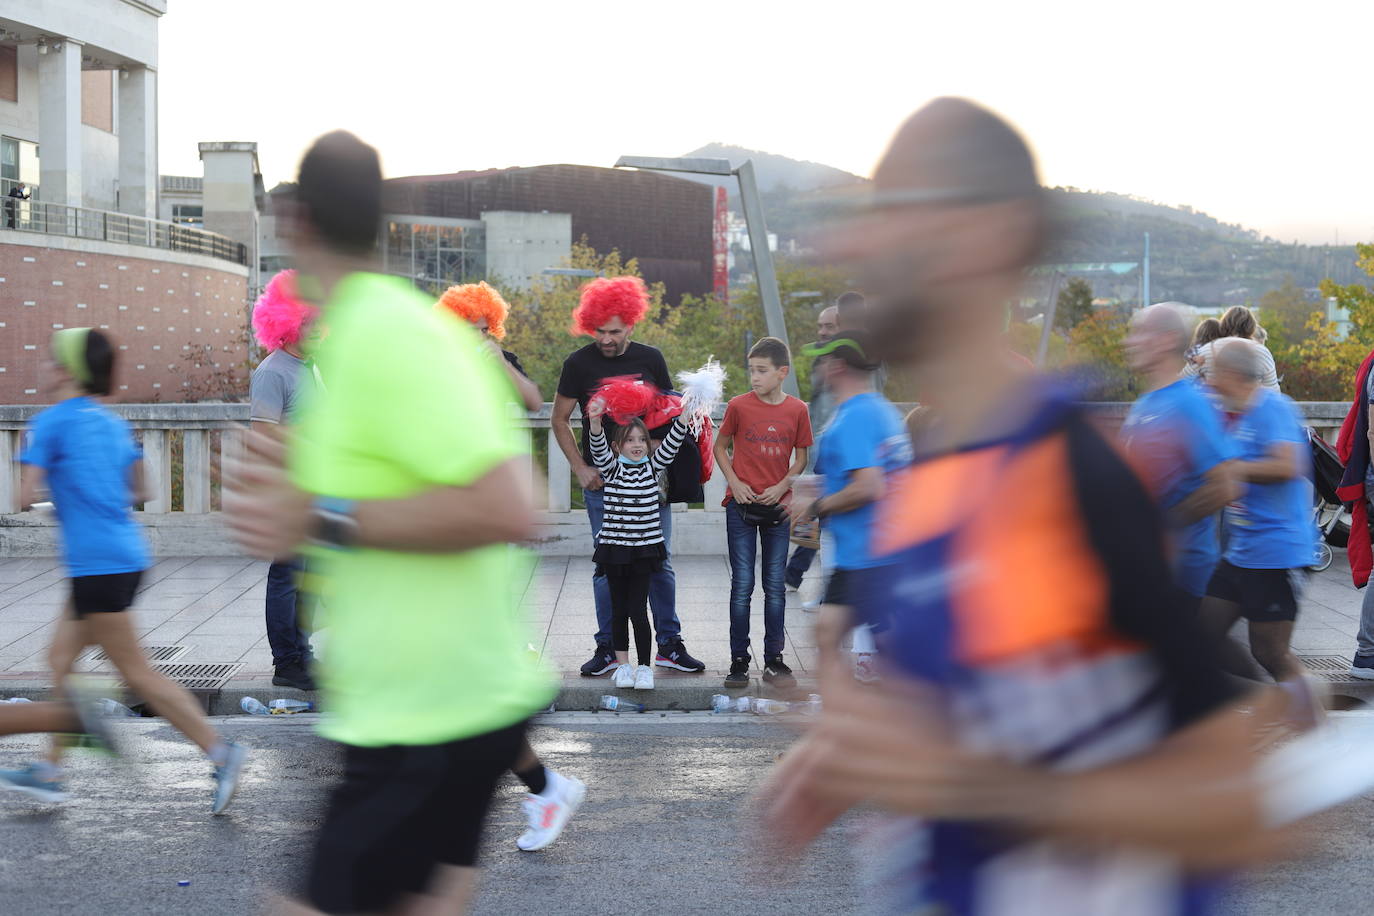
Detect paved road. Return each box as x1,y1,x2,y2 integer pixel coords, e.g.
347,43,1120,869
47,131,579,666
0,714,1369,915
0,714,859,915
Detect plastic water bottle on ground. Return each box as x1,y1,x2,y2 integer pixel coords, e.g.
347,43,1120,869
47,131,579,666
598,695,645,713
269,699,313,714
4,697,34,704
753,699,790,715
240,697,270,716
710,694,733,714
97,698,136,717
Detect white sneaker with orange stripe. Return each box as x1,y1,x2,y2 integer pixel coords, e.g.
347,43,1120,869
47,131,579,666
517,770,586,852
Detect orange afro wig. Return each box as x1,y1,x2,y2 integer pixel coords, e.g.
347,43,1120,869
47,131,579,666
435,281,509,340
571,276,649,337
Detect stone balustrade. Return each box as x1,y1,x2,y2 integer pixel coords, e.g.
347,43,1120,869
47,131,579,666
0,400,1356,557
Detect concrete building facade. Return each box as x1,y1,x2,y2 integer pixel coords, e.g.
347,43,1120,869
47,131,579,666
0,1,163,215
0,3,253,406
383,165,713,303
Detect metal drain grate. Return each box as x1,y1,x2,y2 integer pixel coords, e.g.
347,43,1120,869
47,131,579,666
145,662,243,691
1299,655,1357,683
86,645,187,663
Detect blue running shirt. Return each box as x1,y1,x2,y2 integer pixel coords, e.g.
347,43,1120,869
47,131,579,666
1120,379,1237,595
21,397,149,577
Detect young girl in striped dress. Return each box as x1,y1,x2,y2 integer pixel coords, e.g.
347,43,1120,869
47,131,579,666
585,398,689,691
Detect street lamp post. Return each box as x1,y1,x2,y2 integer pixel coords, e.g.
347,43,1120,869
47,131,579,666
613,155,798,398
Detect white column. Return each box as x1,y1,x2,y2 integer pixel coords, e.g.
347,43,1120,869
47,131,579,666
546,428,571,512
141,429,171,514
703,468,726,511
220,426,244,512
118,66,157,217
182,429,210,513
38,39,83,207
0,430,20,514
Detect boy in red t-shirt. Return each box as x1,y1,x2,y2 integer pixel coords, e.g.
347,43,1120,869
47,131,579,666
714,337,814,688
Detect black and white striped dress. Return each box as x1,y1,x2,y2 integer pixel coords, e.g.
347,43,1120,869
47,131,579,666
589,417,688,574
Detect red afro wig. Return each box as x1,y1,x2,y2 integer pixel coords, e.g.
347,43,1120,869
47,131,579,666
435,281,509,340
571,276,649,337
251,270,318,351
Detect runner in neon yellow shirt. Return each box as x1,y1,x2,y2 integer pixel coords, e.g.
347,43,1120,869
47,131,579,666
227,131,553,914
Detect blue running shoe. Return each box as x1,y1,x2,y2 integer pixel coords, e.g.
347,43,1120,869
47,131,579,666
66,679,122,759
211,742,247,815
0,765,66,803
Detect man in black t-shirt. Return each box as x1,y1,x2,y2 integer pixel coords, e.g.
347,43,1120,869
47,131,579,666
553,276,705,677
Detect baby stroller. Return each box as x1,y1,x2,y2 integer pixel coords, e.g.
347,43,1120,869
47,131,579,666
1308,428,1351,572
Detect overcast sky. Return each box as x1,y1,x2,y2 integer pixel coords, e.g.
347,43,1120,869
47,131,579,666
156,1,1372,245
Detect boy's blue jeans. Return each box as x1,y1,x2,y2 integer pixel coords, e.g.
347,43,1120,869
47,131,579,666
725,501,790,657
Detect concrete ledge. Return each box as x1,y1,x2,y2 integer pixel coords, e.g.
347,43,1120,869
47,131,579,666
0,672,818,715
0,508,732,558
0,511,246,558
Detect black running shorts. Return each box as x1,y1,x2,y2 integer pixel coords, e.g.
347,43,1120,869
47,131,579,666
822,568,857,607
1205,560,1306,623
304,719,528,914
71,571,144,618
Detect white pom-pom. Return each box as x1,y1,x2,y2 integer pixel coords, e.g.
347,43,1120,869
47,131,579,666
676,357,726,435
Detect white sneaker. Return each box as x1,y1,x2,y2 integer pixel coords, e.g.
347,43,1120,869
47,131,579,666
634,665,655,689
612,664,635,689
517,771,587,852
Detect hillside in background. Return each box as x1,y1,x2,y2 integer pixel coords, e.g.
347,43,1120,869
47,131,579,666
1040,188,1362,306
694,144,1367,307
678,143,867,195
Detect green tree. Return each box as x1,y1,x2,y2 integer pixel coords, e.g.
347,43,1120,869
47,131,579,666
1256,275,1318,349
1054,277,1095,331
1271,243,1374,399
1065,310,1135,400
494,242,855,404
726,257,856,400
1320,243,1374,344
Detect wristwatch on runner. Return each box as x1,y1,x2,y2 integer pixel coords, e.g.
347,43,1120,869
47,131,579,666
310,496,359,549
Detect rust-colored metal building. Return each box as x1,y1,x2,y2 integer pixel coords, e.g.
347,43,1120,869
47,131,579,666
383,164,713,304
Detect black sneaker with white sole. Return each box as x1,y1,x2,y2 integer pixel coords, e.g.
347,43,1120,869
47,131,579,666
272,662,317,691
762,656,796,688
654,638,706,673
724,656,750,688
580,645,618,677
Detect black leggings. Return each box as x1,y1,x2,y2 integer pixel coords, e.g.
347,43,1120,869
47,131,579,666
608,571,652,666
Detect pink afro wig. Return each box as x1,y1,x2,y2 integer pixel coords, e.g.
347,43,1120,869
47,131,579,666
571,276,649,336
251,270,318,351
435,281,509,340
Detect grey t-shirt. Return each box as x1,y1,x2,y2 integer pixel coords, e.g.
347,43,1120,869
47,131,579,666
249,349,308,424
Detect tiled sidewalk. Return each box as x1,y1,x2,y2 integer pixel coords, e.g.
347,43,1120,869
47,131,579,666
0,551,1366,683
0,553,822,681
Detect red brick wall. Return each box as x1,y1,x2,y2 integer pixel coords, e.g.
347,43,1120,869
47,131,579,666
0,243,250,404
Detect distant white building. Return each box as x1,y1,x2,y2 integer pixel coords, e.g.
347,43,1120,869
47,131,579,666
1327,296,1351,339
0,1,162,215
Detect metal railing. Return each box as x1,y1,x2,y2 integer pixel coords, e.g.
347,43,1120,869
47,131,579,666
0,401,1354,517
2,196,247,267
